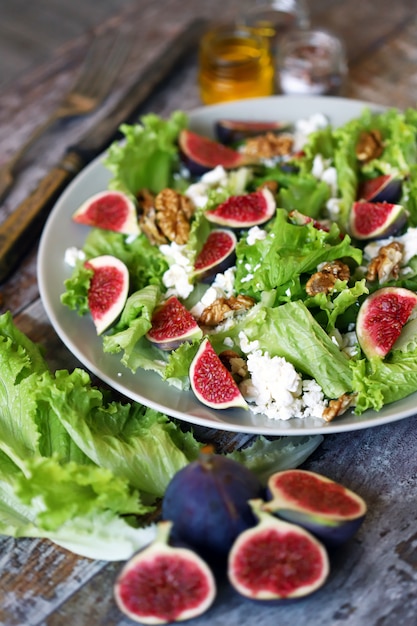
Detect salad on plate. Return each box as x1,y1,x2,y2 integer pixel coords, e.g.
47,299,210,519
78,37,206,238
60,103,417,427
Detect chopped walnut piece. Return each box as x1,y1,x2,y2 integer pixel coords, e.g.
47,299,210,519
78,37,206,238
257,179,279,195
355,129,384,164
366,241,404,284
322,393,357,423
199,295,256,327
154,188,195,245
241,133,294,159
219,350,248,382
137,189,168,245
306,260,351,296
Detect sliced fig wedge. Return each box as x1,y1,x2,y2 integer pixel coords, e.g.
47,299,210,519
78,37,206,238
178,128,256,176
114,520,216,624
215,119,290,145
357,174,402,204
162,452,263,560
85,255,129,335
205,188,276,228
349,201,407,240
190,338,248,409
356,286,417,359
193,228,237,282
146,296,202,351
73,190,139,236
263,469,367,546
228,499,330,601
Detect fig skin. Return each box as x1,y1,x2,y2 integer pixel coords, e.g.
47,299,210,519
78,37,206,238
263,470,367,547
205,188,276,229
193,228,237,283
349,201,407,240
114,520,216,624
357,174,402,204
85,255,129,335
146,296,203,351
228,499,330,602
161,453,263,562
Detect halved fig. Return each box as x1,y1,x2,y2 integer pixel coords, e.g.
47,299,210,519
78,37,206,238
228,499,330,601
73,190,139,235
85,255,129,335
288,209,330,232
193,229,237,282
114,520,216,624
146,296,202,350
263,469,367,546
178,129,256,176
356,286,417,359
162,452,263,560
205,188,276,228
357,174,402,204
349,201,407,240
215,119,290,145
190,338,248,409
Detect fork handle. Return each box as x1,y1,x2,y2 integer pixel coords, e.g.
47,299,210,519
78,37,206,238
0,151,83,282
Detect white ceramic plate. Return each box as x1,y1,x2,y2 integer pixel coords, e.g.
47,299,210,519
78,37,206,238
38,95,417,435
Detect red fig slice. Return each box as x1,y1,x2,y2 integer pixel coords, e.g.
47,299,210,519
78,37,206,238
146,296,202,351
190,338,248,409
357,174,402,204
215,119,290,145
206,188,276,228
356,287,417,359
264,469,367,546
178,128,256,176
349,201,407,240
193,229,237,282
228,500,329,601
85,255,129,335
73,190,139,236
114,520,216,624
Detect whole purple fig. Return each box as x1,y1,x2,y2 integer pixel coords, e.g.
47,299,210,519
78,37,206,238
161,452,263,560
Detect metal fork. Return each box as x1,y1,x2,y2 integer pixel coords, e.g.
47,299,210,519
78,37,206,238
0,27,133,203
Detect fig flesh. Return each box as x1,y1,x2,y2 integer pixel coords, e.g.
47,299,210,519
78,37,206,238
72,190,139,236
205,188,276,228
146,296,202,351
85,255,129,335
178,129,255,176
228,500,329,601
193,228,237,282
349,201,407,240
190,338,248,409
263,469,367,546
357,174,402,204
162,452,263,560
356,286,417,359
215,119,290,145
114,520,216,624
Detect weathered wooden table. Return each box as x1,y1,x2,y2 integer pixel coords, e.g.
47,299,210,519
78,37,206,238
1,1,417,624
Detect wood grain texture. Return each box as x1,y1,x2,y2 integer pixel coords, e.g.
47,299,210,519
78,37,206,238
1,1,417,624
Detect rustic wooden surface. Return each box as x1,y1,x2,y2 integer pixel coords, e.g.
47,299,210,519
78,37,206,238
1,1,417,625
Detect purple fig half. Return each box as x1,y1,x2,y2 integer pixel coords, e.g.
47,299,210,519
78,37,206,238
263,469,367,547
162,452,263,560
146,296,202,351
73,190,139,236
114,520,216,624
349,201,407,240
190,338,248,409
85,255,129,335
215,119,291,145
193,228,237,282
178,128,256,176
356,286,417,359
357,174,402,204
205,188,276,228
228,499,330,601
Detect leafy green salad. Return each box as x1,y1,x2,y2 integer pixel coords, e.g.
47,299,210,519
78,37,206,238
62,106,417,423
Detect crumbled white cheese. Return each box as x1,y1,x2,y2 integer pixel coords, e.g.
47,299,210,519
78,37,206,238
125,233,138,245
64,247,86,267
190,267,236,318
364,227,417,265
246,226,267,246
311,154,338,197
159,242,194,299
325,197,342,220
185,165,229,208
293,114,329,152
238,332,327,420
223,336,234,348
212,266,236,297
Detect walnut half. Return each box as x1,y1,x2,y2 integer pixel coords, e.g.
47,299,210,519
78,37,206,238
199,295,255,327
366,241,404,284
306,260,351,296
